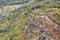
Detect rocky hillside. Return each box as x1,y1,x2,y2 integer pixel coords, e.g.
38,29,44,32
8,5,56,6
0,0,60,40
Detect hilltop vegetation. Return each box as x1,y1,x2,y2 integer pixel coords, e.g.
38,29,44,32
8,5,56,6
0,0,60,40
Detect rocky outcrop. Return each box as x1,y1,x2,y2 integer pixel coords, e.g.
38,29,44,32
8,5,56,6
24,12,60,40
